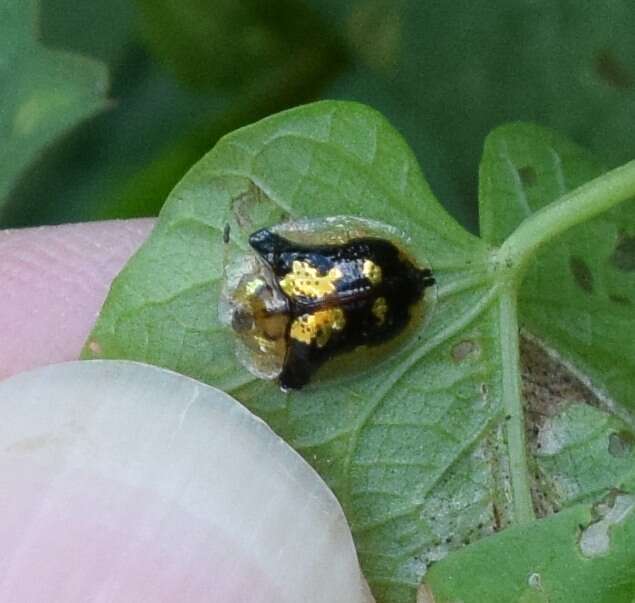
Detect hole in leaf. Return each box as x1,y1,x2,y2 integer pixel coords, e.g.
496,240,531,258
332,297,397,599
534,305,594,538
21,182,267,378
451,339,480,362
569,256,594,294
595,49,633,90
610,232,635,272
517,165,537,186
608,431,634,458
579,494,635,558
527,573,542,591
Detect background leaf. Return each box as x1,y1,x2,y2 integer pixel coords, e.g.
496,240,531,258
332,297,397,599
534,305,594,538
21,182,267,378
2,0,344,227
40,0,135,64
136,0,341,93
479,123,635,413
424,496,635,603
8,1,635,232
315,0,635,230
0,0,108,216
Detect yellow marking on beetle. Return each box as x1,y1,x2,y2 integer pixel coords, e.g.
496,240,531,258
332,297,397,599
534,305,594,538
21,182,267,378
362,259,382,284
244,277,266,296
372,297,388,325
279,260,343,299
290,308,346,347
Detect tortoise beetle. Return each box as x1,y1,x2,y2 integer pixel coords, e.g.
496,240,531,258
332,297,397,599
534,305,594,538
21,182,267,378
220,217,435,390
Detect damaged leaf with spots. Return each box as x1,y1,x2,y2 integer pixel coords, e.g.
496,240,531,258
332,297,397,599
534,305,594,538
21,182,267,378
520,337,635,517
480,122,635,411
84,102,635,603
534,403,635,509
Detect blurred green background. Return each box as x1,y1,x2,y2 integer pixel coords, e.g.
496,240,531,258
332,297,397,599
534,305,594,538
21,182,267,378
4,0,635,232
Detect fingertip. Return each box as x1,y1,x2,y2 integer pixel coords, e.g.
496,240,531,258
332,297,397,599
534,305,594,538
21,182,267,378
0,219,155,379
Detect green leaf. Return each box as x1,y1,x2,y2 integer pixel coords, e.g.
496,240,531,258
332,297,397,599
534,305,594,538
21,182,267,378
424,496,635,603
83,102,635,602
479,123,635,412
0,0,108,216
84,101,525,602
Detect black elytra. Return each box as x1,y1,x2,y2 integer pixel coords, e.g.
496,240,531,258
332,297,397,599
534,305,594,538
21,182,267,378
248,228,435,390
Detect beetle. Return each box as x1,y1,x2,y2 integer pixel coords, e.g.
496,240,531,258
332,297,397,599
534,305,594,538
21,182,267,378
221,217,435,390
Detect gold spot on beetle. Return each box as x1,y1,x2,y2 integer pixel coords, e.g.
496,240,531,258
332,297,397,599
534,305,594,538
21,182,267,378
290,308,346,347
279,260,343,299
362,259,382,284
372,297,388,325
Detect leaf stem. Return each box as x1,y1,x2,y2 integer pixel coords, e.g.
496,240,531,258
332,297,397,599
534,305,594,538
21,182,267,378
498,285,535,525
500,159,635,276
